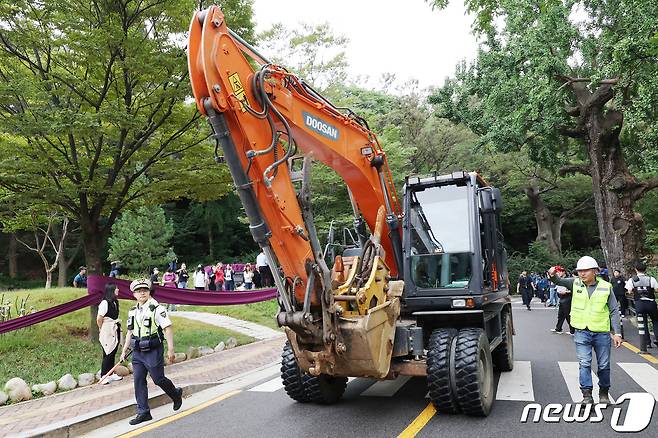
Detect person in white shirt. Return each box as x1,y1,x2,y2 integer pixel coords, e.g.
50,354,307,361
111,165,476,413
243,264,255,289
97,283,123,384
193,264,207,290
256,251,272,287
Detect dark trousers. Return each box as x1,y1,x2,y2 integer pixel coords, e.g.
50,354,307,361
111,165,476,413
258,266,273,287
101,345,118,377
521,288,532,306
636,300,658,345
556,303,574,333
132,344,178,415
615,294,628,316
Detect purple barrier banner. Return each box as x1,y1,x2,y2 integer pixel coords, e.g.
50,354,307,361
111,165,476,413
0,293,101,335
0,275,277,335
87,275,278,305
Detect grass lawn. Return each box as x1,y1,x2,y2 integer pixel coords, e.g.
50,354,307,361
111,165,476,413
0,287,254,391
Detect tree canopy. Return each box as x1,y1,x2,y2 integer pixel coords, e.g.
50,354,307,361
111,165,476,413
430,0,658,272
0,0,256,274
108,205,173,273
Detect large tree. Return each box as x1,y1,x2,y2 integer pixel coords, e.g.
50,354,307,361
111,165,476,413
0,0,253,337
430,0,658,272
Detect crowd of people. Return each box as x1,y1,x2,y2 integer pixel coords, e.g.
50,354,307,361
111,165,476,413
517,257,658,404
143,250,275,292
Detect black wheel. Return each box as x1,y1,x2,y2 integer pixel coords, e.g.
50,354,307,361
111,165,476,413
303,374,348,404
492,311,514,372
453,328,495,416
426,328,460,413
281,342,310,402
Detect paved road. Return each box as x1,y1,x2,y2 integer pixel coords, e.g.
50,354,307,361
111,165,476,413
115,298,658,438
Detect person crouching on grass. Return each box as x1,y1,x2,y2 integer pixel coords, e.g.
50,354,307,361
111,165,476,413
119,279,182,425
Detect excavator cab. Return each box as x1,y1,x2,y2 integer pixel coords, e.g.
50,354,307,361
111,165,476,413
401,171,509,313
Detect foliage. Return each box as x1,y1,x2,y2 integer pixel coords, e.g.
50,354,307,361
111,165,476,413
429,0,658,270
0,0,256,273
108,206,174,273
163,195,258,265
258,22,349,93
429,0,658,168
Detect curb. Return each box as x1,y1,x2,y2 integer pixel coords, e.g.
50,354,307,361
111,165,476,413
24,383,215,438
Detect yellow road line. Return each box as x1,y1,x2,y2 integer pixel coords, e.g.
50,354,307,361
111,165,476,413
397,402,436,438
117,389,241,438
622,341,658,364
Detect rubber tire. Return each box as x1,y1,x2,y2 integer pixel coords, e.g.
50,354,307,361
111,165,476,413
303,374,348,404
426,328,460,414
281,342,310,402
492,311,514,372
453,328,495,416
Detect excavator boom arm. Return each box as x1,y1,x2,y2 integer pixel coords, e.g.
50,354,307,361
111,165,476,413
188,6,401,306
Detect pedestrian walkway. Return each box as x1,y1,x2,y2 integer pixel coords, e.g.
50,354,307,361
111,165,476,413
173,311,282,340
0,336,286,438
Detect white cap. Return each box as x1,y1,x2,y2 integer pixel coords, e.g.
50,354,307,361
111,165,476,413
576,256,599,271
130,279,152,292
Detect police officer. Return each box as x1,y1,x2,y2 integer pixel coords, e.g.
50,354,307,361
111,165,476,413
549,256,622,405
625,261,658,353
119,279,182,425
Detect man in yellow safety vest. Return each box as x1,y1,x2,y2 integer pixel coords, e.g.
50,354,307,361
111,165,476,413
549,256,622,405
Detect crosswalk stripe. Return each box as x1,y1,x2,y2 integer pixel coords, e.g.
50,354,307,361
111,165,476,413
558,362,615,403
496,361,534,401
248,377,284,392
618,362,658,401
361,376,412,397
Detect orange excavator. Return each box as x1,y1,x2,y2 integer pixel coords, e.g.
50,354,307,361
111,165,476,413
188,5,514,416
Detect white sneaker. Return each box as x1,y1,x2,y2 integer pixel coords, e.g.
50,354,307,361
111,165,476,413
109,373,123,382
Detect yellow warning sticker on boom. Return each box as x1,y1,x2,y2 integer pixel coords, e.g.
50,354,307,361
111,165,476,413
228,72,248,112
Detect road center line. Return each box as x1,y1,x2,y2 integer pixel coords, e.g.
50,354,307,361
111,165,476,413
116,390,241,438
622,341,658,364
397,403,436,438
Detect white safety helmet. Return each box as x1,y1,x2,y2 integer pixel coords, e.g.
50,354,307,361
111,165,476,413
576,256,599,271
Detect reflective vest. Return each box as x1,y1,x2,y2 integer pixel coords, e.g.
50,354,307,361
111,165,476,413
127,300,160,338
570,278,612,332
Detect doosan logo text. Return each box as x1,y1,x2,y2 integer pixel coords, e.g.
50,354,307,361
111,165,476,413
303,112,339,141
520,392,655,432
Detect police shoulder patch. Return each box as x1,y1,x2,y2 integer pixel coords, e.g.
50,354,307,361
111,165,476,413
160,310,167,318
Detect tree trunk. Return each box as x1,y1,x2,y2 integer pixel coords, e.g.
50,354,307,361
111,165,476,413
587,123,643,274
564,82,650,276
524,184,561,255
81,220,106,343
58,234,82,287
58,254,68,288
8,233,17,278
45,271,52,289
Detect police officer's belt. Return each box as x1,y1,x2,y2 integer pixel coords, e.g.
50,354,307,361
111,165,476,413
130,333,162,352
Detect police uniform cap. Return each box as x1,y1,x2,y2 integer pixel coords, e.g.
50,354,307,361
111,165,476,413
130,278,152,292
